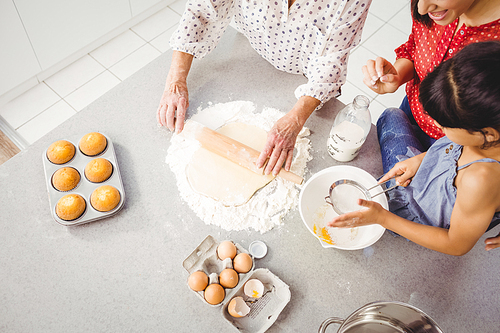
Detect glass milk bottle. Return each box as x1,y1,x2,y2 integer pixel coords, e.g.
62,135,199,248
327,95,371,162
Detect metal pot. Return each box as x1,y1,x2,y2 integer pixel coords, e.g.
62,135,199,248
318,301,444,333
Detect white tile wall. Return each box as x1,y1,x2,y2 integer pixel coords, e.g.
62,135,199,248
0,0,411,147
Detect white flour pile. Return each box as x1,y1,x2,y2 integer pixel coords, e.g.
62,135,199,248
166,101,312,233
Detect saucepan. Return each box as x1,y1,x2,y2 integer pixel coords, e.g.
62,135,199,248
318,301,444,333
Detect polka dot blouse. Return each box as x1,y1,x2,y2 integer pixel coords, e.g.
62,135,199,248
396,18,500,139
170,0,371,108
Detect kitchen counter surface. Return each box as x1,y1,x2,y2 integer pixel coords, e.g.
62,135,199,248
1,28,498,332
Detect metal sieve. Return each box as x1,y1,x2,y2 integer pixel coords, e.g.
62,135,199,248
325,177,397,215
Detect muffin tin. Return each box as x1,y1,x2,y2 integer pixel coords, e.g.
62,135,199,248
183,235,291,333
42,133,125,226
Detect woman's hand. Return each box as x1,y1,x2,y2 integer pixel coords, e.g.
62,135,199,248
362,57,415,94
379,153,426,187
256,96,319,176
157,51,194,134
256,114,301,176
327,199,388,228
157,80,189,133
362,57,400,94
485,232,500,251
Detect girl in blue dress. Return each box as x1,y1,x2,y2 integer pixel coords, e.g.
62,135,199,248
328,41,500,255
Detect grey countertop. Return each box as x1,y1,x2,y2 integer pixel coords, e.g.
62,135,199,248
1,28,498,332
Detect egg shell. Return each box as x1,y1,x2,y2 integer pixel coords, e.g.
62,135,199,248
219,268,239,289
217,241,237,260
244,279,264,299
233,252,253,273
188,271,208,292
227,296,250,318
204,283,225,305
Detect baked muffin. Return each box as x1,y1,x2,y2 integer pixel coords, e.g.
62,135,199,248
56,194,86,221
91,185,121,212
79,132,107,156
85,158,113,183
47,140,75,164
52,167,80,191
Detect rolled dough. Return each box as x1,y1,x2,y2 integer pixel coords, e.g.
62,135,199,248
186,122,275,206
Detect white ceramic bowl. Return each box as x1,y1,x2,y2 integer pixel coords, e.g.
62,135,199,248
299,165,387,250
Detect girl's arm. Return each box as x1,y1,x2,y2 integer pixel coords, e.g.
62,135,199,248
328,163,500,255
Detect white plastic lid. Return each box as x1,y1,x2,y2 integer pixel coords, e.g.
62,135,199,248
249,241,267,259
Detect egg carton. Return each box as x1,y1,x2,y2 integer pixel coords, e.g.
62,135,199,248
42,133,125,226
182,235,291,333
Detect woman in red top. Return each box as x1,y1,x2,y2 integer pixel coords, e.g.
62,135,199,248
364,0,500,148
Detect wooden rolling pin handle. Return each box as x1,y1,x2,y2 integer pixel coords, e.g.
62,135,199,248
278,168,304,185
183,121,304,185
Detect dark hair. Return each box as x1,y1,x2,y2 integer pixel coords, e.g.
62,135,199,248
411,0,433,28
419,41,500,147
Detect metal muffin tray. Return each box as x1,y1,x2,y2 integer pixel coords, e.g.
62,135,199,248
42,133,125,226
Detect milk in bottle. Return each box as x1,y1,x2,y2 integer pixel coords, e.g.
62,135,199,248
327,95,371,162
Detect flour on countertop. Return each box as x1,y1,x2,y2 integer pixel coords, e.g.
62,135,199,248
165,101,312,233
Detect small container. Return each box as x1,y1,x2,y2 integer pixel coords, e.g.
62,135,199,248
327,95,371,162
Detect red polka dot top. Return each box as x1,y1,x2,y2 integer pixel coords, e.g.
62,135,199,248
395,18,500,139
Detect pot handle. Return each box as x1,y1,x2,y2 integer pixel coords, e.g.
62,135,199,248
318,317,344,333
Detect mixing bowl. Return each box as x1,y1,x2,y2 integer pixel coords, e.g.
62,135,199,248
299,165,386,250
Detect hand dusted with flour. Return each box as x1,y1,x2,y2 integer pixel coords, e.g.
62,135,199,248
165,101,312,233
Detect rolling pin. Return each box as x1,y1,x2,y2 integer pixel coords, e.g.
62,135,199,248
181,121,303,185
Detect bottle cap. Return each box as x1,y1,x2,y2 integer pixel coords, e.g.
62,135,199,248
249,241,267,259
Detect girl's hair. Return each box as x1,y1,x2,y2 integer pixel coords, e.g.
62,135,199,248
411,0,433,28
419,41,500,147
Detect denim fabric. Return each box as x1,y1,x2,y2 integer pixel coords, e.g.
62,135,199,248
376,108,424,176
399,96,437,150
386,136,500,231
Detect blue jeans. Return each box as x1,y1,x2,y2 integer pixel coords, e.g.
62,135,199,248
376,97,436,175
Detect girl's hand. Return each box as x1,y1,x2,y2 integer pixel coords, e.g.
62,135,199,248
362,57,400,94
485,232,500,251
326,199,388,228
379,153,426,187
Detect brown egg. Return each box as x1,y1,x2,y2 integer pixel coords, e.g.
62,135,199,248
79,132,107,156
90,185,121,212
52,167,80,191
217,241,237,260
204,283,225,305
233,252,253,273
85,158,113,183
56,194,86,221
47,140,75,164
227,296,250,318
219,268,239,289
188,271,208,291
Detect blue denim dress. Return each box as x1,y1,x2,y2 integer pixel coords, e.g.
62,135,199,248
388,136,500,231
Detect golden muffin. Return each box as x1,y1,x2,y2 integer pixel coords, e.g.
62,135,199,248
91,185,120,212
56,194,86,221
47,140,75,164
79,132,107,156
85,158,113,183
52,167,81,191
